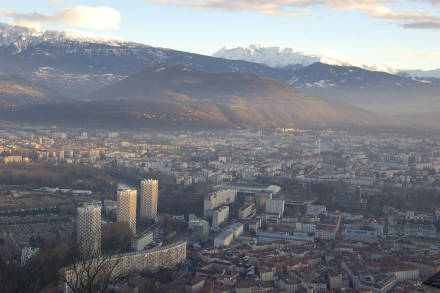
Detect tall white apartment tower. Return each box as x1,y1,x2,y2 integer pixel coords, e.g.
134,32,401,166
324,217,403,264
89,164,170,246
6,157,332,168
77,201,101,257
140,179,158,220
117,189,137,235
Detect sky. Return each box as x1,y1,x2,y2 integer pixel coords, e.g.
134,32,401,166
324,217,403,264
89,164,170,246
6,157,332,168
0,0,439,70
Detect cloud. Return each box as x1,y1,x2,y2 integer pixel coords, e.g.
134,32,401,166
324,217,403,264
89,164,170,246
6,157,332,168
151,0,314,17
3,6,122,30
149,0,440,29
410,0,440,5
403,22,440,28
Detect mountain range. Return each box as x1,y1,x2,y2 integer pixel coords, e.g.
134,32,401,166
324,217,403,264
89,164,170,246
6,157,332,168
214,44,440,80
0,23,288,98
213,44,322,68
403,69,440,79
2,66,392,129
0,23,439,129
0,72,63,108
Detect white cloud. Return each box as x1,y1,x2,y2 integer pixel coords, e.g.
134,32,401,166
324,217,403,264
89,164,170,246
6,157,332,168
3,6,122,30
149,0,440,29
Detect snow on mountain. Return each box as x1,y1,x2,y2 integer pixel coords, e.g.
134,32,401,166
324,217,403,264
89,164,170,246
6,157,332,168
213,44,409,74
213,44,321,68
0,23,42,47
1,22,438,116
0,23,138,55
403,69,440,79
0,23,287,97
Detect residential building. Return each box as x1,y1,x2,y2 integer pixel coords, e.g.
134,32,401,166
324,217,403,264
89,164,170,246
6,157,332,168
140,179,158,220
117,188,137,235
77,201,101,257
212,205,229,230
60,241,187,293
203,189,236,216
265,199,285,216
131,230,154,252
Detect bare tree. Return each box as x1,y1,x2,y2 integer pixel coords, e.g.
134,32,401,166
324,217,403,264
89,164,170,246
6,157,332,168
59,251,127,293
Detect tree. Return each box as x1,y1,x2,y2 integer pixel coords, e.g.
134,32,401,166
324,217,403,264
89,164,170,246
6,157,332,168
0,258,40,293
0,234,129,293
59,252,127,293
102,222,133,253
56,230,131,293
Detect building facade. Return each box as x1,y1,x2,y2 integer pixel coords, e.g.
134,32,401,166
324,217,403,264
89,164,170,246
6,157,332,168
77,202,102,257
140,179,158,220
3,155,23,164
60,241,187,293
212,205,229,230
238,203,254,219
204,189,236,216
265,199,285,216
117,189,137,235
131,230,154,252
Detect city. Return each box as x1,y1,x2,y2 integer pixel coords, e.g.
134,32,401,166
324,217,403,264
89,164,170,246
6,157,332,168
0,124,439,292
1,0,440,292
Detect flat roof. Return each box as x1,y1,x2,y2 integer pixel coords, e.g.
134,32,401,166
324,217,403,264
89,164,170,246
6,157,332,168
216,182,281,194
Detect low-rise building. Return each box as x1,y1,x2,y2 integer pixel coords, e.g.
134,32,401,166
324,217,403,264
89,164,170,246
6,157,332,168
131,230,154,252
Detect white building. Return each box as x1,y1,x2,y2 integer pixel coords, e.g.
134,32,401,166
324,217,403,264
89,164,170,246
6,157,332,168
140,179,158,220
212,206,229,230
306,204,327,216
3,155,22,164
295,222,316,233
77,201,101,257
265,199,285,216
226,222,244,238
256,231,313,243
117,189,137,235
213,222,244,248
131,230,154,252
393,267,419,282
214,230,234,248
204,189,236,216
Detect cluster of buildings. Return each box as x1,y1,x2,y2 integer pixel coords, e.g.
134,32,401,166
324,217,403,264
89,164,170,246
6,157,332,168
77,178,159,256
64,179,188,292
204,189,236,230
3,126,440,193
172,178,439,292
1,125,440,292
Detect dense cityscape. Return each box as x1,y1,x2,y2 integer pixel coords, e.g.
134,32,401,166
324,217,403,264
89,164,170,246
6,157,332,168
0,123,439,292
1,0,440,291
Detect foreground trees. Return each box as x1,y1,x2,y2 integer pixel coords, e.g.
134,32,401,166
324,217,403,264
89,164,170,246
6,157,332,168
0,222,135,293
60,251,126,293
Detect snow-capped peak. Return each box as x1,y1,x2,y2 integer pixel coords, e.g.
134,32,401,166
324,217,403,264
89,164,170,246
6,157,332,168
213,44,418,75
0,22,138,54
40,29,131,46
213,44,321,68
0,23,42,47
